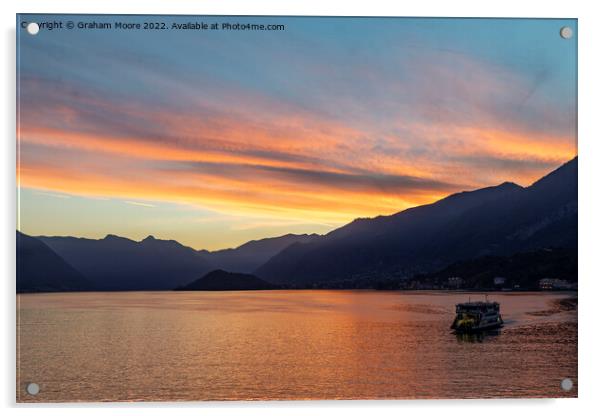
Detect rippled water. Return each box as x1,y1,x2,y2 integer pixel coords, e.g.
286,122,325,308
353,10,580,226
17,291,577,402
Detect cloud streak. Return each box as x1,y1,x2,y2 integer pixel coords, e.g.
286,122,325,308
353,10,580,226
125,201,156,208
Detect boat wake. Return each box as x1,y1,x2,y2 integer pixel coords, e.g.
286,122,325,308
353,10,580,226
503,296,577,329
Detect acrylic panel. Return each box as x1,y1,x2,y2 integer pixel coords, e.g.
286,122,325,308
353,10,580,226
16,14,578,402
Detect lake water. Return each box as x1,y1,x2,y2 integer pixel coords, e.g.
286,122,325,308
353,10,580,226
16,291,577,402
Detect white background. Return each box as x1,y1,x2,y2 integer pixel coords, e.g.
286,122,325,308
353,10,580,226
2,0,601,415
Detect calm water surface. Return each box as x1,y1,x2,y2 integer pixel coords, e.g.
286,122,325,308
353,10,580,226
17,291,577,401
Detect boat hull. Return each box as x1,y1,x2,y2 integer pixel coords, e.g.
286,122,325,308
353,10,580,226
452,321,503,333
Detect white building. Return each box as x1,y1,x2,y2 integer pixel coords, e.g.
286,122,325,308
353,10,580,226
539,278,574,290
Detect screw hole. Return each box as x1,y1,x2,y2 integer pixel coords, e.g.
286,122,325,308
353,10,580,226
561,378,573,391
26,22,40,35
26,382,40,395
560,26,573,39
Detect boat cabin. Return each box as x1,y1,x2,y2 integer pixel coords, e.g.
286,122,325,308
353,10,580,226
455,301,500,314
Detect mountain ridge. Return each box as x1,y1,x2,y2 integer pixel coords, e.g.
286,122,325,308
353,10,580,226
37,233,213,290
35,232,322,290
255,157,577,285
17,231,92,293
198,233,321,273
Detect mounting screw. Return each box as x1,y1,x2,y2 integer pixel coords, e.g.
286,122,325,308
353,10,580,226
26,22,40,35
561,378,573,391
560,26,573,40
26,382,40,395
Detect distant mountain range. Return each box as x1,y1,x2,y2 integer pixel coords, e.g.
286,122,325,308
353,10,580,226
17,231,92,292
30,233,317,291
33,234,212,291
16,157,577,292
198,233,320,273
255,157,577,285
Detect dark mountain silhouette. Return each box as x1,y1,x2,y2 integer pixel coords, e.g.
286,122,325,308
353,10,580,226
198,233,320,273
36,233,320,290
37,234,213,290
175,269,278,291
256,157,577,285
17,231,92,293
412,247,577,290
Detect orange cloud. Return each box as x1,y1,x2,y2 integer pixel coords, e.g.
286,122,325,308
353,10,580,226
17,52,576,234
17,114,576,230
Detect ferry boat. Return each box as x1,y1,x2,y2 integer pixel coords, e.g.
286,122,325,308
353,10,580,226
450,299,503,333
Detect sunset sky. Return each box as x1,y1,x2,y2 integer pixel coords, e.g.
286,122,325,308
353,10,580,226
17,16,577,250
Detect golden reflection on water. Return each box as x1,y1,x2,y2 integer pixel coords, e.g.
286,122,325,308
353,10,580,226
17,291,577,401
